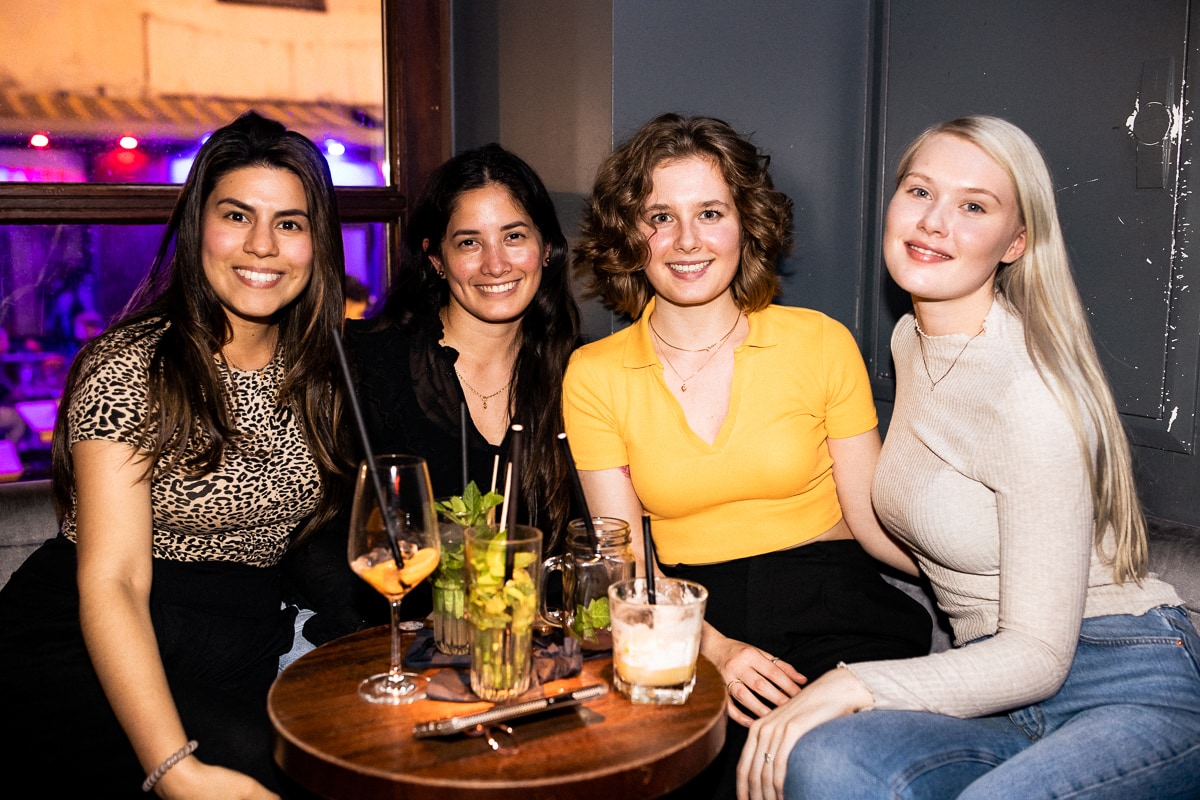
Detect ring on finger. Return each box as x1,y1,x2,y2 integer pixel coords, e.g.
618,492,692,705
769,656,780,665
726,678,744,691
765,752,775,763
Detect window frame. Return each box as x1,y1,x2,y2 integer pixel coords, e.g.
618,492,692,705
0,0,445,274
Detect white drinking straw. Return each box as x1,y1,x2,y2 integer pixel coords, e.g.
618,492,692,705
498,463,513,534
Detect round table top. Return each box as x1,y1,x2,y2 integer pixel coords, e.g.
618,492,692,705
269,625,728,800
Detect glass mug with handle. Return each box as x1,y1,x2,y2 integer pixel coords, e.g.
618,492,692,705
542,517,635,652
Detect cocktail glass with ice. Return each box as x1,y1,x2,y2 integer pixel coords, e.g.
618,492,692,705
608,578,708,705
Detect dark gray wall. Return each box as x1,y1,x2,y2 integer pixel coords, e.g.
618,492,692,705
449,0,1200,528
449,1,501,149
611,0,875,334
867,1,1200,526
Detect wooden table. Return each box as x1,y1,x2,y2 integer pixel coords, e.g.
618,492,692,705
269,626,727,800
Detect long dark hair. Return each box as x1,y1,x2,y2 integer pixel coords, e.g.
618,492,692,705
378,143,581,546
51,111,351,539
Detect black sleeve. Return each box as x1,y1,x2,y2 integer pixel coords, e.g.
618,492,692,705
283,505,391,646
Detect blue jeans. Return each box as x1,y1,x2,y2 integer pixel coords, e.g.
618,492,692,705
786,606,1200,799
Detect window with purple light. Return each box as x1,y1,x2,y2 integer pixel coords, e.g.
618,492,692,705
0,1,448,482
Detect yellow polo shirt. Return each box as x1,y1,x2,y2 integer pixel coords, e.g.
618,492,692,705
562,299,877,565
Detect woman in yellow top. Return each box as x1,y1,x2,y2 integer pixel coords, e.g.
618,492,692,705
563,113,932,798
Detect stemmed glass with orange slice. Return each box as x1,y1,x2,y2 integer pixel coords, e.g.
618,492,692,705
347,454,441,704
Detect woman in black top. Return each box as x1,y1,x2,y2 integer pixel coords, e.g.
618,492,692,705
290,143,581,645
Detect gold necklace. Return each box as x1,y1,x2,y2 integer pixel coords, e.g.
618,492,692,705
915,320,985,391
648,310,742,352
456,368,510,410
652,314,741,392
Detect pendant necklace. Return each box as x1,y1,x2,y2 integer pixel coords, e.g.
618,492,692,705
649,310,741,352
652,313,742,392
456,368,510,410
915,319,985,391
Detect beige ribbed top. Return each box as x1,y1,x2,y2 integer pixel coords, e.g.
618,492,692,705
857,299,1181,717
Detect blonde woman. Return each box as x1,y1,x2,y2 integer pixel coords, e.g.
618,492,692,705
738,116,1200,800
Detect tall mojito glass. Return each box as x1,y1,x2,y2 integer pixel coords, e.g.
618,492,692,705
433,483,502,656
465,524,542,702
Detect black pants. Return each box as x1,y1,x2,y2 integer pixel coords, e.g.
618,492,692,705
661,539,933,799
0,536,309,797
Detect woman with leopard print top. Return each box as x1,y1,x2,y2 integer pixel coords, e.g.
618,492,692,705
0,112,349,799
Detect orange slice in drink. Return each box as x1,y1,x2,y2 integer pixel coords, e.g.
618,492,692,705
398,547,439,585
355,547,439,597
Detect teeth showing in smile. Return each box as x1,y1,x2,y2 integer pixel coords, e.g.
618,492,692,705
668,260,711,274
479,280,518,294
908,244,950,260
234,267,282,286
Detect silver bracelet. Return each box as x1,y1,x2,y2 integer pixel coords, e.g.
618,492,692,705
141,739,198,793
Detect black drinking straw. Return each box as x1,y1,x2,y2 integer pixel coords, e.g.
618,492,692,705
556,432,599,553
332,330,404,567
642,513,657,604
503,424,524,579
460,401,469,492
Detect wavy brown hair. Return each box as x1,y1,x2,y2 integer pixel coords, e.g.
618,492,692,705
576,113,793,318
51,111,352,542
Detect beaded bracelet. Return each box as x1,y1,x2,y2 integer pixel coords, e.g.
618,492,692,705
142,740,198,793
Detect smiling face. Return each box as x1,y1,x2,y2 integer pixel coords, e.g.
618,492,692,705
201,165,314,334
640,156,743,311
884,133,1027,329
429,184,547,326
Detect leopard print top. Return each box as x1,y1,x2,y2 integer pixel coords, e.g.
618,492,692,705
61,320,321,567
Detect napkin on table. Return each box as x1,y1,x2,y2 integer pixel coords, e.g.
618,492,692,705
405,627,596,702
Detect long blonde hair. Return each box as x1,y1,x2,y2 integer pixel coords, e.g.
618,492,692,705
896,116,1147,583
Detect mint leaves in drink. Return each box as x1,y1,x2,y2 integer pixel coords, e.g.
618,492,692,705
571,597,611,642
434,481,503,527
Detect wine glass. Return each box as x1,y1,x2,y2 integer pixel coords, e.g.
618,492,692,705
347,454,441,704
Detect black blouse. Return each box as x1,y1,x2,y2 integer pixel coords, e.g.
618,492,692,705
285,314,536,645
351,316,513,501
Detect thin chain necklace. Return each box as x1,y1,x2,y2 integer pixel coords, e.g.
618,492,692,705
456,368,510,410
216,343,278,412
652,313,742,392
648,310,741,352
915,319,985,391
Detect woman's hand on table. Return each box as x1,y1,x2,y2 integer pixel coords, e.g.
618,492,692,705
703,624,805,726
736,666,874,800
156,758,279,800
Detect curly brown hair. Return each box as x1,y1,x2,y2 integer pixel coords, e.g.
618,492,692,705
575,113,794,318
